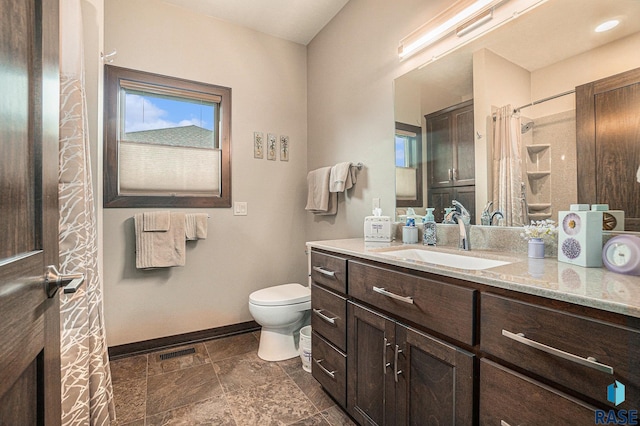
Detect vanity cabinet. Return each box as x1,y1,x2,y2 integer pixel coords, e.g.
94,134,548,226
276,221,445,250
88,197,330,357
347,302,474,426
481,292,640,411
310,251,349,406
309,246,640,425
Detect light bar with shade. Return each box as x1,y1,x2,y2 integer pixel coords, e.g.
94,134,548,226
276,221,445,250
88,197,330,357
398,0,505,60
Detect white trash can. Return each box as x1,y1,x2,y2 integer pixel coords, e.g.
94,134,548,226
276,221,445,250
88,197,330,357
299,325,312,373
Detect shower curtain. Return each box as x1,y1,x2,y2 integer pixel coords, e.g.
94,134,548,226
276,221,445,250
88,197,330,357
492,105,524,227
59,0,115,424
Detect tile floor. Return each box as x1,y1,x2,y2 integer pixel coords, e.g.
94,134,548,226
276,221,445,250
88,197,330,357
110,331,356,425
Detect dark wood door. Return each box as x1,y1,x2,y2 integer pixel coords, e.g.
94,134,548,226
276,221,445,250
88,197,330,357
426,100,475,189
577,67,640,231
0,0,61,424
347,302,396,426
428,186,476,224
395,325,474,426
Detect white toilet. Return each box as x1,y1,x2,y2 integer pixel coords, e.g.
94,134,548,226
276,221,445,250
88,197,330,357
248,283,311,361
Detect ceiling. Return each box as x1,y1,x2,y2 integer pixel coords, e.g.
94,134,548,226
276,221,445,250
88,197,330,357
160,0,350,45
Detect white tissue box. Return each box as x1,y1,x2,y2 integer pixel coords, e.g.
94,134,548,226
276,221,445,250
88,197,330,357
364,216,392,242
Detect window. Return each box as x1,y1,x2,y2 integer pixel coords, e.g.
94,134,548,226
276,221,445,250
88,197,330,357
104,65,231,208
395,122,423,207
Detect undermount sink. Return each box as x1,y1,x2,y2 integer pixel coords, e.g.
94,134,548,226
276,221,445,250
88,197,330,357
379,248,511,270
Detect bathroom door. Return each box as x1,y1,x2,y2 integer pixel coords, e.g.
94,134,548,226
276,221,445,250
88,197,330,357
0,0,62,424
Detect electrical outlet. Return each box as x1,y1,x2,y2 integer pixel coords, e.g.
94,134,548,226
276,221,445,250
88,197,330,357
234,201,248,216
373,198,381,209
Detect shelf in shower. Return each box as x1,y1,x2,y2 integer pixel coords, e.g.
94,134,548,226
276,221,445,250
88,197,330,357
528,203,551,211
526,144,550,155
527,171,551,179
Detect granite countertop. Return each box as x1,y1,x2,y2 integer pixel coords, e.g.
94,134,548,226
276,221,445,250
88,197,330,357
306,238,640,319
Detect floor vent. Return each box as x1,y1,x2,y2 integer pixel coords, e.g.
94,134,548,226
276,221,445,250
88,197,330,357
159,347,196,361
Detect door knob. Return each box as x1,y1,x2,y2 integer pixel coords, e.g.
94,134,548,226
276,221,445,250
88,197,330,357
45,265,85,298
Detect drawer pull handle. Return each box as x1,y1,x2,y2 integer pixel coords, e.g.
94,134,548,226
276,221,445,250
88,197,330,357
313,308,338,325
314,358,336,379
394,344,403,383
313,266,336,278
500,421,511,426
372,287,414,304
501,329,614,375
383,337,392,375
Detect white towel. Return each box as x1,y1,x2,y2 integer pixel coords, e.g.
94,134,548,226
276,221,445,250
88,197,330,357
185,213,208,240
329,162,357,193
135,212,186,269
305,167,337,215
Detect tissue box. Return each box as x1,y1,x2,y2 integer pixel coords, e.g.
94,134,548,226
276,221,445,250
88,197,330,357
558,207,603,267
364,216,392,242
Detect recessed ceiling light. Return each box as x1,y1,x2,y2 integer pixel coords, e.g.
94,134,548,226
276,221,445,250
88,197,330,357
595,19,620,33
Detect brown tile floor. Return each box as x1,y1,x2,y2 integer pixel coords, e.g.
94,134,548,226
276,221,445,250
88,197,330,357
110,332,356,426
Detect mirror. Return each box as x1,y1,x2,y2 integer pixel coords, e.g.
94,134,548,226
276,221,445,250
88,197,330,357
394,0,640,231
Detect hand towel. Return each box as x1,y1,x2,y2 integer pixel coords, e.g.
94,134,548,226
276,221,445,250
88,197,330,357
305,167,333,213
135,212,186,269
185,213,208,240
329,162,357,192
143,211,170,231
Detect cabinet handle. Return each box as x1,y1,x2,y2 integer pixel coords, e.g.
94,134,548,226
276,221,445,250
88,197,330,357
501,329,614,375
448,168,453,181
313,308,338,325
314,358,336,379
312,266,336,277
383,337,392,375
452,168,457,180
500,421,512,426
372,286,414,304
394,344,403,383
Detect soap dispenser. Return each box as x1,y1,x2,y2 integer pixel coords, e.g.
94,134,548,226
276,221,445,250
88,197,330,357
423,208,437,246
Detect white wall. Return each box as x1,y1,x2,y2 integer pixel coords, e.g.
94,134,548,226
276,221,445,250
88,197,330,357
306,0,450,240
103,0,308,346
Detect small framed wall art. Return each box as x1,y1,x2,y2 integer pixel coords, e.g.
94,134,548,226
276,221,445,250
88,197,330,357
280,135,289,161
267,133,277,160
253,132,264,159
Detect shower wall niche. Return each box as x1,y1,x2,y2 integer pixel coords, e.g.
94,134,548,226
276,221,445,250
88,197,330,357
522,110,577,223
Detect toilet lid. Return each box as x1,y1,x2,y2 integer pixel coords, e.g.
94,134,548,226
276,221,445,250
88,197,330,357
249,283,310,306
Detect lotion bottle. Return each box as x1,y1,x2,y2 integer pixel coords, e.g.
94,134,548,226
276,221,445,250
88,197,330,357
423,208,437,246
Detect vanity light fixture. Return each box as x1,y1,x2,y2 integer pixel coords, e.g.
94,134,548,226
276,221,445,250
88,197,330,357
595,19,620,33
456,9,494,37
398,0,503,60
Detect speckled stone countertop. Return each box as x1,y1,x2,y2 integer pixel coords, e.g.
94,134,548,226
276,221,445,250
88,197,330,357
306,238,640,319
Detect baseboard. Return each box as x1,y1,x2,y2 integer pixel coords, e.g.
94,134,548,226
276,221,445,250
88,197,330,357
108,320,260,360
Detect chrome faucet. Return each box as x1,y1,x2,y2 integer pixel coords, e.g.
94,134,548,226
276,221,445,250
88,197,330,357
444,200,471,250
490,210,504,226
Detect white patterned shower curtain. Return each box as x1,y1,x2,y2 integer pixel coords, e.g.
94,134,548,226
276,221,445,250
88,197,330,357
59,0,115,424
492,105,524,227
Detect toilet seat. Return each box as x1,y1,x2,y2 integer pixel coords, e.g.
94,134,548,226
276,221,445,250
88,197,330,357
249,283,310,306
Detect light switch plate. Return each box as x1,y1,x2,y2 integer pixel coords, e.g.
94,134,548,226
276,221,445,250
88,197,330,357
234,201,248,216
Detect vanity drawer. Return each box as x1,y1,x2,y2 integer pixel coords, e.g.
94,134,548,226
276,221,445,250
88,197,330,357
480,359,597,425
311,284,347,352
481,293,640,409
348,261,476,346
310,251,347,293
312,331,346,407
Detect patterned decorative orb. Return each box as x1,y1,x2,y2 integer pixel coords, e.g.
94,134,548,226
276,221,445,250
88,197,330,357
562,238,581,259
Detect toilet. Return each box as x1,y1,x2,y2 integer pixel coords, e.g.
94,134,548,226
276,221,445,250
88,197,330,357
248,283,311,361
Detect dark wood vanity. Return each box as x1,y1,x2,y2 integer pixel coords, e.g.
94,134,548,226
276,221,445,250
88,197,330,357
309,246,640,425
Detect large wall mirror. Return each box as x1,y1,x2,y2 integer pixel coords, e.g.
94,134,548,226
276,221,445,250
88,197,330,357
394,0,640,231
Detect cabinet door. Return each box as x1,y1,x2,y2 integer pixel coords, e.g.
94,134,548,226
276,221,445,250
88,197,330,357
427,113,453,187
428,188,452,223
455,186,476,225
395,325,474,426
348,302,396,426
452,104,475,186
